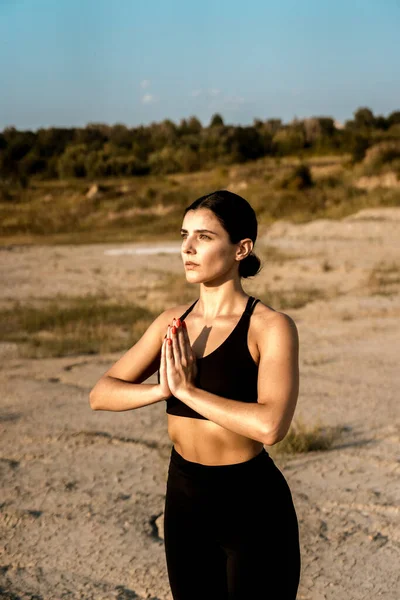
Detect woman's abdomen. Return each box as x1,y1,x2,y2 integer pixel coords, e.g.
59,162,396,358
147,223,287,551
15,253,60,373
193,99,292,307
167,413,265,465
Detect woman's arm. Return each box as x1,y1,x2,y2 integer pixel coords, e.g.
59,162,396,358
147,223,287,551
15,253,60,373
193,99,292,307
90,377,165,412
177,312,299,445
89,307,173,411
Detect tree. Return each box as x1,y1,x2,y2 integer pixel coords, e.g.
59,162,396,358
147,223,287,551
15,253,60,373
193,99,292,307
303,117,336,150
73,124,107,150
374,115,389,131
186,116,202,135
221,126,264,162
148,120,178,150
388,111,400,127
209,113,224,128
57,144,88,178
264,119,282,135
353,107,375,129
108,124,133,150
148,146,180,174
0,129,36,180
272,127,305,155
350,134,369,162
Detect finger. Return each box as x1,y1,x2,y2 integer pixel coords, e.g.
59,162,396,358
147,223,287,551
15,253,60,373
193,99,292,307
181,321,190,345
161,337,167,369
181,322,195,360
176,324,188,360
167,334,174,361
167,325,174,356
170,325,180,357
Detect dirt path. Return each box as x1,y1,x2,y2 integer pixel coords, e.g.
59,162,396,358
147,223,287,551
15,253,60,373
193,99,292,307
1,207,399,599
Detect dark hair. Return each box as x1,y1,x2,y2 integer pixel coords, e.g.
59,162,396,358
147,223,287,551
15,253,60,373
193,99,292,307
183,190,262,278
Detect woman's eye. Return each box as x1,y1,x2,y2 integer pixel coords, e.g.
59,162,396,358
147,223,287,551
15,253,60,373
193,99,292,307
180,234,210,240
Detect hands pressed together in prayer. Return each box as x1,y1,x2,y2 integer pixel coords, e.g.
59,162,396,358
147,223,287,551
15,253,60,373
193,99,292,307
159,318,198,400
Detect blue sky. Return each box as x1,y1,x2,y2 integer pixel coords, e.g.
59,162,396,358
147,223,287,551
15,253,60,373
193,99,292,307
1,0,399,131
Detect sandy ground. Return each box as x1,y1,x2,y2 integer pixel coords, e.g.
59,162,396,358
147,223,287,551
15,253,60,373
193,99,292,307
1,207,399,599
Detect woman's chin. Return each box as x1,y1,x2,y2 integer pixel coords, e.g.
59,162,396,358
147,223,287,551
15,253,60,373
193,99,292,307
185,271,206,283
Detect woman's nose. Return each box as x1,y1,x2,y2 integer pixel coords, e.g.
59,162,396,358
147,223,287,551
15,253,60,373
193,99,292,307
182,239,195,252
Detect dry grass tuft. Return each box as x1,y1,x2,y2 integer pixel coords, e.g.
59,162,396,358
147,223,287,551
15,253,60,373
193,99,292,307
154,272,196,306
0,295,157,358
367,262,400,296
258,245,301,264
261,286,326,310
271,416,342,454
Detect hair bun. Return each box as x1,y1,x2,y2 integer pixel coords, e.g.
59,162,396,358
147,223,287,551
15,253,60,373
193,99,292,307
239,252,261,278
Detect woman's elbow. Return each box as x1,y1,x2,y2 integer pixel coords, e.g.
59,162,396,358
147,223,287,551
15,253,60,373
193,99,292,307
89,391,97,410
89,383,102,410
263,431,280,446
262,422,289,446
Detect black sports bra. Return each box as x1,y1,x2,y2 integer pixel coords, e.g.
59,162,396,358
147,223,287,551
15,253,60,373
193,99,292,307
157,296,260,420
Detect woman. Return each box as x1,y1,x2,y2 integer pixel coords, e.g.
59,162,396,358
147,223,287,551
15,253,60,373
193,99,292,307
90,190,301,600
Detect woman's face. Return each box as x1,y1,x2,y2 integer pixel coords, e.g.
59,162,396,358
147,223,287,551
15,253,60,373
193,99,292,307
180,209,240,283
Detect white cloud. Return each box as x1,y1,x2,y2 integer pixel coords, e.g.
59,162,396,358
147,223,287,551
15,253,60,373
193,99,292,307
190,87,247,112
223,95,245,107
190,88,221,98
140,80,151,89
142,94,157,104
206,94,247,112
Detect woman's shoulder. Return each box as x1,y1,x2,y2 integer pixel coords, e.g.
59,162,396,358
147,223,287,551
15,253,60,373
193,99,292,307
162,300,198,323
252,299,298,337
144,300,197,346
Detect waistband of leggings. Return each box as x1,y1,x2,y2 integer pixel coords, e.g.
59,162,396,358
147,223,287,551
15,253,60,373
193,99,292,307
170,445,270,477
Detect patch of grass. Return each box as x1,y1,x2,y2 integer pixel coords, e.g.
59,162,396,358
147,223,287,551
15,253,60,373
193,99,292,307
272,163,314,191
154,272,196,305
0,295,157,358
303,356,336,366
258,245,302,264
271,416,342,454
367,262,400,296
261,286,326,310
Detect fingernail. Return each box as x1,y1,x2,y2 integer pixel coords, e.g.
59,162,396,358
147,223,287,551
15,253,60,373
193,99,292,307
168,338,172,345
176,318,181,327
172,326,176,334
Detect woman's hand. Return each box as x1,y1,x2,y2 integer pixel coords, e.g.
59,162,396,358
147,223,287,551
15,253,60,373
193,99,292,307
160,318,198,399
158,322,174,400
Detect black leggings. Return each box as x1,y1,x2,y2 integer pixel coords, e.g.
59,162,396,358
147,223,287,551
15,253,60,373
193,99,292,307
164,445,301,600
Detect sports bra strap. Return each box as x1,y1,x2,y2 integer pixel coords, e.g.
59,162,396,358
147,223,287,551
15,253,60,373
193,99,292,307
179,298,199,321
245,297,260,316
180,296,259,321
